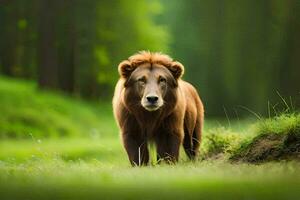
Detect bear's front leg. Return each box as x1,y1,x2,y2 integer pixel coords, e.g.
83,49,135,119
155,132,182,164
122,132,149,166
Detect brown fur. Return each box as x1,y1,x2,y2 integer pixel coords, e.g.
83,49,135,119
113,51,204,166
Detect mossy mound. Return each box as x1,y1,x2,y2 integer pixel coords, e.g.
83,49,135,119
202,114,300,163
230,131,300,163
230,114,300,163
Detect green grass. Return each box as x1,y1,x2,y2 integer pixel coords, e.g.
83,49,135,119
255,113,300,136
0,76,300,200
0,138,126,164
0,76,117,138
1,159,300,200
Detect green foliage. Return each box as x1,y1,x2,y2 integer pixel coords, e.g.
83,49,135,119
0,0,169,98
1,0,299,116
162,0,300,116
17,19,27,30
255,114,300,136
0,76,117,139
93,0,170,91
201,127,243,159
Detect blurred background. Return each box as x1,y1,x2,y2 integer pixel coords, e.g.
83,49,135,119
0,0,299,118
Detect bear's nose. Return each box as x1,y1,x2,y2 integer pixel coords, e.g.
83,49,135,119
146,95,159,104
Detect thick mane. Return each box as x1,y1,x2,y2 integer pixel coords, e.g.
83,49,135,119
128,51,173,67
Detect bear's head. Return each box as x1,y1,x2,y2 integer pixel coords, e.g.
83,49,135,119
118,51,184,112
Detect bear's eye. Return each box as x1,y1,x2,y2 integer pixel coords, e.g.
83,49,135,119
159,77,166,83
137,77,146,84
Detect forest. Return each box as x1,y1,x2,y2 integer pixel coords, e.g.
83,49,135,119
1,0,299,117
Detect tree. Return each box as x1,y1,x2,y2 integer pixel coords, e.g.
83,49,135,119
162,0,300,116
37,0,59,89
0,1,18,76
0,0,170,99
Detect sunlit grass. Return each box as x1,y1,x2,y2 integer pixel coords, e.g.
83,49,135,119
0,137,126,164
0,159,300,200
0,76,117,138
256,113,300,135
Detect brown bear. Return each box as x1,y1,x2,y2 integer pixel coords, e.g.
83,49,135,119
113,51,204,166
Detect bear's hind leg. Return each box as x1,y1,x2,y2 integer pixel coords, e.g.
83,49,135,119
191,118,202,158
183,125,196,160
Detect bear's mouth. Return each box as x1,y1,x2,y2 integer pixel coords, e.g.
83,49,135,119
143,104,160,111
141,101,163,111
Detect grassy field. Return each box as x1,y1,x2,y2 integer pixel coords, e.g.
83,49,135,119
1,159,300,200
0,76,115,139
0,76,300,200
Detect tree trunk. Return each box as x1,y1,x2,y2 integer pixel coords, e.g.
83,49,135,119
0,1,17,76
59,26,76,93
37,0,59,89
57,1,76,93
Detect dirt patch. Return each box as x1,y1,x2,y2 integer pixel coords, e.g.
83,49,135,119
230,131,300,163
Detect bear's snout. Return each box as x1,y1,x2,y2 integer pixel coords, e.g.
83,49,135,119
141,93,163,112
146,95,159,104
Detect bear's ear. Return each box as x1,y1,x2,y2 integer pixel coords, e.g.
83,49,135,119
118,60,136,78
167,61,184,79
